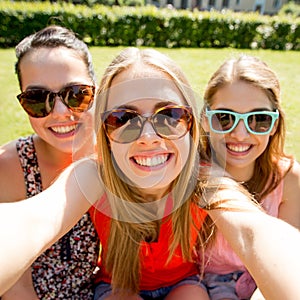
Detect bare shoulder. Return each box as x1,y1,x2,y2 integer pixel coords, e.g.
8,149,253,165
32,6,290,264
0,140,26,202
284,159,300,188
0,140,19,171
280,159,300,229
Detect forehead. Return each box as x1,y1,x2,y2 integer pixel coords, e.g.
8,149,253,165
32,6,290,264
20,47,90,90
105,77,187,110
21,46,84,66
211,81,273,111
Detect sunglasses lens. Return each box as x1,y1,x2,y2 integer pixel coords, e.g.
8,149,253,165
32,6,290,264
17,85,94,118
153,107,192,139
211,112,235,132
209,110,276,134
18,90,51,118
103,106,192,143
104,110,141,143
62,85,94,112
247,114,273,133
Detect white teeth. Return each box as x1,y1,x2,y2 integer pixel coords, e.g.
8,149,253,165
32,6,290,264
134,154,169,167
227,144,251,153
51,125,77,134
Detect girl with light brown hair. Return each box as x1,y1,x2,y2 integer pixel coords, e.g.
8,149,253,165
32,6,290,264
200,54,300,299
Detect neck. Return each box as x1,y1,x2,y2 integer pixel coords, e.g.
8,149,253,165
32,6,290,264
139,186,170,202
214,155,254,182
225,164,254,182
138,188,171,219
33,135,96,186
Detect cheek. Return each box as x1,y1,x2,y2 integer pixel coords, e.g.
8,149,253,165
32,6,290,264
201,116,210,133
259,136,272,152
206,132,228,163
176,134,191,167
29,117,45,133
110,143,148,187
73,111,96,150
270,119,279,136
110,143,129,172
77,110,94,130
207,132,224,150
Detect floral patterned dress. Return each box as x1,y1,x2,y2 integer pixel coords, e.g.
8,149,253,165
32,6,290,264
16,135,99,300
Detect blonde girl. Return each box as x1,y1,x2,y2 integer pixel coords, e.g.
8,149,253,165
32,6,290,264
91,47,209,299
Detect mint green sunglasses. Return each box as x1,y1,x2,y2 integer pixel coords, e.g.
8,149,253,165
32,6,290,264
205,107,279,135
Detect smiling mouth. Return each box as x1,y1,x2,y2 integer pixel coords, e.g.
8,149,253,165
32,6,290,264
51,124,78,134
226,144,252,153
133,154,170,167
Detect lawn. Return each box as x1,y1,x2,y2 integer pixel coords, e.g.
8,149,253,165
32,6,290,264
1,47,299,160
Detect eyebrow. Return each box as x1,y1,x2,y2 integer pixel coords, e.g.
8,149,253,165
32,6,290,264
25,82,91,91
117,101,177,111
214,107,274,113
25,85,49,91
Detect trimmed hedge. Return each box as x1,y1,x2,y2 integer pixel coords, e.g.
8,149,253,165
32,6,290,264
0,1,299,50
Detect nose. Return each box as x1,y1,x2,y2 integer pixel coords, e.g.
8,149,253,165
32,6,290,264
137,120,162,145
230,119,250,140
51,95,73,117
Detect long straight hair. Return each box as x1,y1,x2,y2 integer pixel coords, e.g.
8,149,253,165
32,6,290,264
200,55,292,201
94,47,203,293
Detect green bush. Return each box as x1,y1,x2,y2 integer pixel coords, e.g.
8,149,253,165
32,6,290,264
279,1,300,18
0,1,299,50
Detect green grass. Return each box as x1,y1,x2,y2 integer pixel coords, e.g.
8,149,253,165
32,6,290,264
1,47,300,160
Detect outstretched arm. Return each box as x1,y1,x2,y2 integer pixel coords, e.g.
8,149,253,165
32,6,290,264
0,158,103,295
2,269,39,300
205,185,300,300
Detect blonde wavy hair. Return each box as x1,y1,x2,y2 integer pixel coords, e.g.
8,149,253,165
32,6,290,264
94,47,204,294
200,54,293,201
